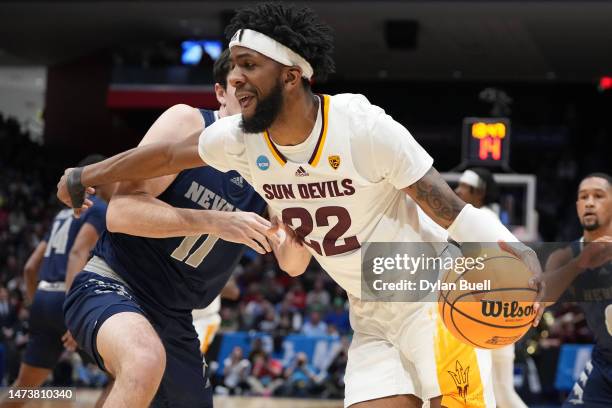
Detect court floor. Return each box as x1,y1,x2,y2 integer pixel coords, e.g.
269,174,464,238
5,389,562,407
9,389,344,407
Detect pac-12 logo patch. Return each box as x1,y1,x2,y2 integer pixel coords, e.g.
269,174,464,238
256,155,270,171
328,155,341,170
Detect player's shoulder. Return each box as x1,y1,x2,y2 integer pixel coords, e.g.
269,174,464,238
328,93,386,131
329,93,384,113
165,103,201,118
161,104,205,127
204,113,247,154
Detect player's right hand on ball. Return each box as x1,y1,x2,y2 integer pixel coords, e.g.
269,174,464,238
57,168,95,218
498,240,545,327
577,235,612,270
213,212,275,254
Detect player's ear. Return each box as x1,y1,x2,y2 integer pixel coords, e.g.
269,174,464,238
284,67,302,89
214,83,226,106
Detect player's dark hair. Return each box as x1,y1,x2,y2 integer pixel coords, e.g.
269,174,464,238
470,167,500,205
581,172,612,189
213,48,231,89
225,2,335,84
78,154,106,167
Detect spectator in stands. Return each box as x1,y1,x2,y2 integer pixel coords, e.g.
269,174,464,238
275,298,302,336
280,352,321,398
326,324,340,339
246,351,284,396
321,337,349,399
221,346,251,395
324,298,351,334
289,282,307,310
0,287,16,330
306,277,330,311
257,307,279,333
302,311,327,337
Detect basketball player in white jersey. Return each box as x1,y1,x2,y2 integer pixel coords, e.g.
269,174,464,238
455,168,528,408
57,3,544,407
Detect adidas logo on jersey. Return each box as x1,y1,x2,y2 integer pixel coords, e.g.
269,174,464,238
230,176,244,188
295,166,309,177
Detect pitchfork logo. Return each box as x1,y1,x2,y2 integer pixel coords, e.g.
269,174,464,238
448,360,469,403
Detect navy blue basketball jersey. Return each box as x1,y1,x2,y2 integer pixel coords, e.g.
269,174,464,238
40,196,107,283
93,109,267,314
570,239,612,362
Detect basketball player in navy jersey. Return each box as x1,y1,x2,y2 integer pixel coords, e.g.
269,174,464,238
61,50,286,408
546,173,612,407
0,155,113,407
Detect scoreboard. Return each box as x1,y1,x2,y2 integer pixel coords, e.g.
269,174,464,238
461,117,511,169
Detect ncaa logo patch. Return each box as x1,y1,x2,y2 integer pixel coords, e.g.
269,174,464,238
256,155,270,171
328,155,341,170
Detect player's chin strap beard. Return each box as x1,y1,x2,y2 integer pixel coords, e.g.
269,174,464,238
67,167,86,207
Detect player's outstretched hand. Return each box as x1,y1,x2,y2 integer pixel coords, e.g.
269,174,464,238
213,211,275,254
268,216,304,248
57,168,95,218
498,240,546,327
267,216,311,277
577,235,612,270
62,330,78,352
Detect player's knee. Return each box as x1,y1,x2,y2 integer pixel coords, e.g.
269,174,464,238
115,335,166,387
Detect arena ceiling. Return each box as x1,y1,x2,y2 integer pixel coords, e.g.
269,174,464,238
1,1,611,82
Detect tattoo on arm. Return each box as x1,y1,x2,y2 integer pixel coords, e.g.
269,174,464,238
404,167,465,227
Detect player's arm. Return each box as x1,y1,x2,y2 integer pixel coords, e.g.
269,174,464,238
56,104,210,213
544,236,612,303
65,223,100,291
104,105,273,253
360,99,544,323
543,246,579,304
23,240,47,302
403,167,465,229
105,104,211,237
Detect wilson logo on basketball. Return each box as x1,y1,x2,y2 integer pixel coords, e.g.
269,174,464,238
481,300,536,319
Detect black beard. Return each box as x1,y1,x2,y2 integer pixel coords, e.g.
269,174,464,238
240,81,284,134
582,220,600,231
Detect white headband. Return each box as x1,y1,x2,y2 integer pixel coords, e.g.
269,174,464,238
459,170,485,189
229,28,314,80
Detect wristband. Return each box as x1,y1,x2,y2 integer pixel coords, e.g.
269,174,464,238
447,204,518,243
67,167,86,208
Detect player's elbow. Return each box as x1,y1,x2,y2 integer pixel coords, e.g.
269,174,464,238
68,247,88,265
106,199,128,234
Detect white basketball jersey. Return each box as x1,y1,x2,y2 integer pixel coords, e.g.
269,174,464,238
199,93,447,298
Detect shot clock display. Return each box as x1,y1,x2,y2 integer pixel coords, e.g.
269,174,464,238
461,117,511,168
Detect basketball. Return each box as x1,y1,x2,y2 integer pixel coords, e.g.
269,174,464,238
438,246,538,349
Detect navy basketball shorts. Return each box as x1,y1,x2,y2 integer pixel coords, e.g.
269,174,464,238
23,289,67,369
563,349,612,408
64,271,212,408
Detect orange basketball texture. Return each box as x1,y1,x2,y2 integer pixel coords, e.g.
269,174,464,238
438,248,537,349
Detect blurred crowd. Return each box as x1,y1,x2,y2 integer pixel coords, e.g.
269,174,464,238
208,252,352,398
